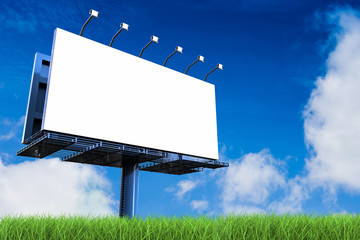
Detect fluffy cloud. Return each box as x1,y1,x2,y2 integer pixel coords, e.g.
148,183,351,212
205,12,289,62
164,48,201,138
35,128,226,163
0,157,116,217
0,116,24,141
219,149,287,214
168,150,296,214
174,180,200,200
0,132,15,141
268,176,310,213
304,10,360,193
190,200,209,213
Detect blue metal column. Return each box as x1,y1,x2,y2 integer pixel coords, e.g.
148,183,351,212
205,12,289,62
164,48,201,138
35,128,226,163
119,161,139,218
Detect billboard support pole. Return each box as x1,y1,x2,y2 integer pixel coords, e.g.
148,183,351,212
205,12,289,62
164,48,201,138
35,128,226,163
119,161,139,218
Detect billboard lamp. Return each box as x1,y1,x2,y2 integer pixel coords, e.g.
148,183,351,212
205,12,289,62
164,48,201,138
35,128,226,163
185,55,204,74
163,46,183,66
80,9,99,36
139,35,159,58
204,63,223,81
109,23,129,47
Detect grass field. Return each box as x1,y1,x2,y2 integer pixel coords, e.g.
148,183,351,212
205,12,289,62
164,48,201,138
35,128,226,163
0,213,359,239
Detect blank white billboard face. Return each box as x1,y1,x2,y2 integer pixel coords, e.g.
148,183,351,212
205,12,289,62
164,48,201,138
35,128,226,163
43,28,218,160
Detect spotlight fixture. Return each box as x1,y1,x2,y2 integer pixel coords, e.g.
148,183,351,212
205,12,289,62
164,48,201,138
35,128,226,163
79,9,99,36
185,55,204,74
109,23,129,47
204,63,223,81
163,46,183,66
139,35,159,58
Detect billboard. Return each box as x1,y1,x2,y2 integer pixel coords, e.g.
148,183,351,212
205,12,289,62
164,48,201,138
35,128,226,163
42,28,218,160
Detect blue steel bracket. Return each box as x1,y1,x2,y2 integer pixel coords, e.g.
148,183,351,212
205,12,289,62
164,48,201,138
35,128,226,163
22,53,51,144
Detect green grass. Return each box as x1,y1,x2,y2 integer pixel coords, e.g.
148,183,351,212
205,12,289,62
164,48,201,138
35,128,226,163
0,213,359,239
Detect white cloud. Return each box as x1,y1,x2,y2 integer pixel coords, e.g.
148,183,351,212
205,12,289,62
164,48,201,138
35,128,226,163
170,149,299,215
268,176,310,213
0,132,16,141
174,180,200,200
164,186,176,193
0,157,116,217
212,149,315,215
0,153,13,162
190,200,209,213
220,149,286,208
304,10,360,193
0,116,25,141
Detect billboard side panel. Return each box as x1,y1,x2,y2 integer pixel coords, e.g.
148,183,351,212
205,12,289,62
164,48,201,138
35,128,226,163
43,28,218,160
22,53,51,143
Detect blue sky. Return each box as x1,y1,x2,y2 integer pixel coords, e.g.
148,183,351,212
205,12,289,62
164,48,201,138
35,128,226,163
1,0,360,217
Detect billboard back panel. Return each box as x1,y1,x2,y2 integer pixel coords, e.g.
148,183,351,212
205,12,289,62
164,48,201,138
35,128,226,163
43,28,218,160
